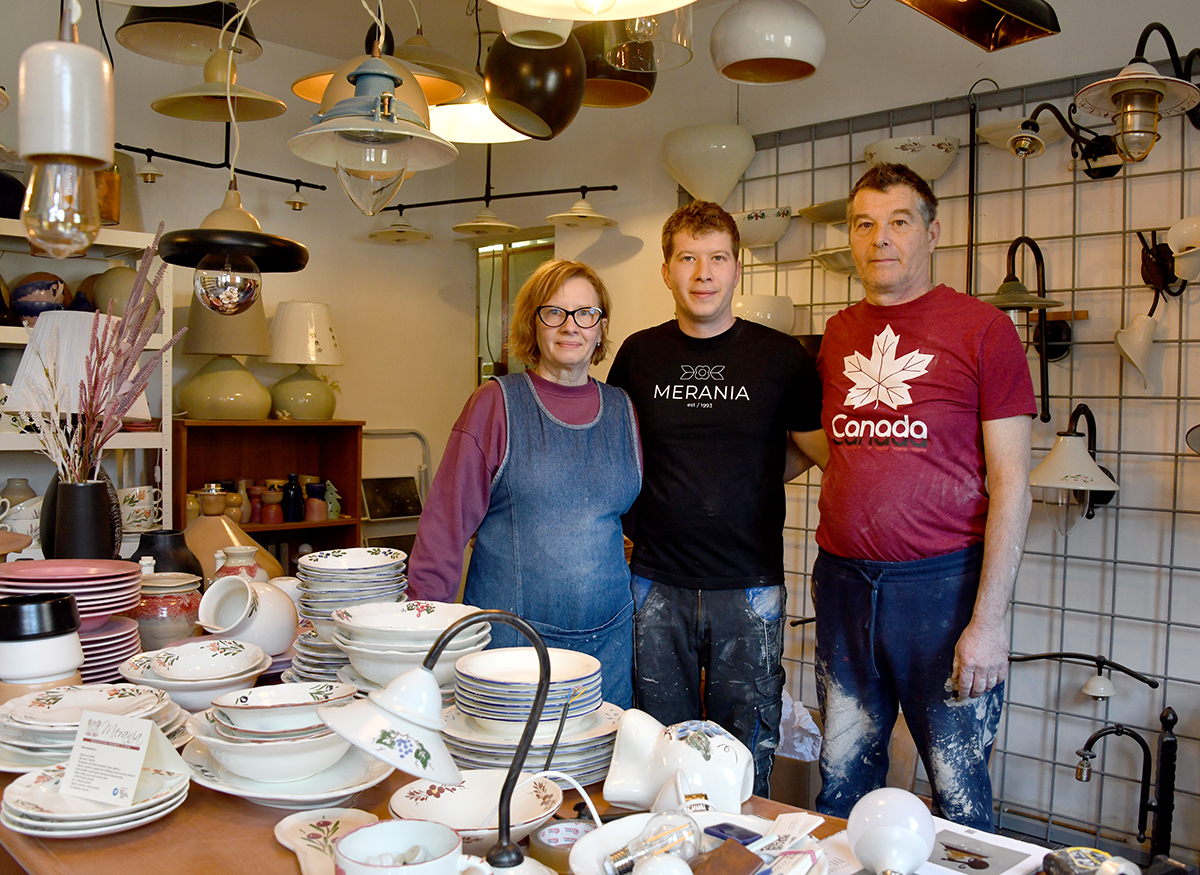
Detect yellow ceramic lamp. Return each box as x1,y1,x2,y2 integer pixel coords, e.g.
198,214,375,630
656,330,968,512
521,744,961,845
177,295,272,420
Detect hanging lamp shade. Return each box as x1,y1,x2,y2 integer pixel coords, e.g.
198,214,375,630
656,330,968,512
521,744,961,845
710,0,825,85
546,197,617,229
498,10,573,49
317,55,431,129
430,100,531,144
1029,435,1119,493
370,214,434,243
485,33,587,140
604,8,693,73
573,23,655,108
490,0,684,21
152,49,286,121
893,0,1059,52
661,123,755,205
116,2,262,65
453,207,519,236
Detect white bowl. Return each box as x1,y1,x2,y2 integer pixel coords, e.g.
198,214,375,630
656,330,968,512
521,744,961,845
388,769,562,855
187,710,351,782
153,639,265,680
862,135,960,181
454,647,601,688
298,547,407,573
810,246,858,275
334,637,460,687
331,630,488,656
732,207,791,249
211,681,357,732
0,632,85,684
332,601,486,644
119,649,271,711
0,496,41,522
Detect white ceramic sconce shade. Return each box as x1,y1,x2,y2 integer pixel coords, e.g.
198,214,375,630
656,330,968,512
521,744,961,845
661,124,755,206
1114,313,1159,388
709,0,825,85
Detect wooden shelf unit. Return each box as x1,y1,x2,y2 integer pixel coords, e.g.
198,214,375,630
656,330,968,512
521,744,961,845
172,419,365,561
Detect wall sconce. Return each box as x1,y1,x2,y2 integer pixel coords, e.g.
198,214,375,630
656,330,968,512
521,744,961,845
976,235,1064,423
17,0,114,259
1028,403,1119,535
1074,22,1200,164
1009,651,1160,700
1006,103,1121,179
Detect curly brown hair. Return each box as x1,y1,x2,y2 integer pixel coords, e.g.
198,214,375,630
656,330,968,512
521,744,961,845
508,259,613,368
848,163,939,227
661,201,740,261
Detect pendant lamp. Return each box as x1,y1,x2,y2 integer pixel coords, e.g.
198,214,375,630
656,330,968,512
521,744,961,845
546,197,617,229
485,33,587,139
317,55,431,128
370,213,434,243
660,124,755,205
152,48,286,122
604,8,693,73
497,9,573,49
710,0,825,85
289,57,458,216
490,0,684,20
430,100,531,144
453,207,520,237
573,23,655,108
115,2,262,65
892,0,1059,52
266,302,343,421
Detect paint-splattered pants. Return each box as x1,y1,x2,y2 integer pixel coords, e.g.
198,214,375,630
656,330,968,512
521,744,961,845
812,544,1003,832
631,575,786,798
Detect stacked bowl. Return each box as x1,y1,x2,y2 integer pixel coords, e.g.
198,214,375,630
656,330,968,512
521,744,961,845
441,648,622,787
119,639,271,711
296,547,408,641
330,601,489,691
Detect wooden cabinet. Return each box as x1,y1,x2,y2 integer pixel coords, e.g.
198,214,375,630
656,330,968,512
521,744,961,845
172,420,364,564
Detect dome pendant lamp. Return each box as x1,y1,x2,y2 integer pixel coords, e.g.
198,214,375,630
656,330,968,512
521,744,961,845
573,23,655,109
152,48,286,122
485,33,587,140
115,1,263,65
710,0,826,85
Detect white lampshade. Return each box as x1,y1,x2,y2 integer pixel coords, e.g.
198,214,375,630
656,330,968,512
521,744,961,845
5,312,150,421
847,788,936,875
453,207,520,236
491,0,685,21
369,214,434,243
661,124,755,205
545,197,617,229
152,49,286,122
267,302,343,367
18,41,111,166
1114,313,1159,389
1082,673,1114,699
709,0,825,85
429,100,531,144
1029,435,1119,493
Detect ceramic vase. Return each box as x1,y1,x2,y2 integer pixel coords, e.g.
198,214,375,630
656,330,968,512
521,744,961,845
213,544,269,584
1,478,35,506
236,479,253,524
132,529,204,578
124,577,202,651
304,483,328,521
39,473,121,560
281,474,304,523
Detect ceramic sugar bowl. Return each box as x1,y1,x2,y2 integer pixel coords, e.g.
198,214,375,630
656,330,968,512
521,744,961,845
602,709,754,814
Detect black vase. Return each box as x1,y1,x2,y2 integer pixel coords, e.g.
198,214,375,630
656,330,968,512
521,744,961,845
50,482,116,560
40,472,122,560
132,529,204,577
281,473,304,523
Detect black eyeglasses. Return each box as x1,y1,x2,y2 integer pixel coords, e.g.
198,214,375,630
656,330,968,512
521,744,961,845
536,306,605,329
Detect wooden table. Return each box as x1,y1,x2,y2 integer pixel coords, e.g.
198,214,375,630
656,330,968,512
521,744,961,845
0,771,844,875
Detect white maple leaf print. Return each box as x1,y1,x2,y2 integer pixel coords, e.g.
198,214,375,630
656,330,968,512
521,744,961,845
842,325,933,410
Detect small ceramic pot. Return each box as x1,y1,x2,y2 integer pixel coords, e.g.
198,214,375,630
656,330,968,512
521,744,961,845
247,486,265,523
1,478,35,507
198,576,299,655
214,544,269,583
123,574,202,651
260,489,284,525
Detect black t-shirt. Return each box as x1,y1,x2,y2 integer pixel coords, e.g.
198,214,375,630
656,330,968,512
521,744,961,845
607,318,822,589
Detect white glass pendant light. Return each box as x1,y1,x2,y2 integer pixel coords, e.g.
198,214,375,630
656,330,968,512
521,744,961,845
661,124,755,205
429,100,531,144
490,0,687,22
289,57,458,216
495,6,574,48
546,197,617,229
369,213,434,243
710,0,825,85
453,207,520,236
17,0,114,259
1029,403,1119,536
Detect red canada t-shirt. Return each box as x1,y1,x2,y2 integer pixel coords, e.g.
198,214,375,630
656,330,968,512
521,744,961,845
815,285,1037,562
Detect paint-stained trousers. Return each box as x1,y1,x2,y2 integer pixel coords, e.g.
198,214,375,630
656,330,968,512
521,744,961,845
812,544,1003,832
631,575,786,798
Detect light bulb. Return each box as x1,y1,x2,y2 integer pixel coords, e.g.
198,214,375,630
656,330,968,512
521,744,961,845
604,812,701,875
194,252,262,315
21,156,102,258
847,788,935,875
576,0,617,15
629,17,659,41
1041,486,1085,536
334,133,412,216
1113,89,1160,162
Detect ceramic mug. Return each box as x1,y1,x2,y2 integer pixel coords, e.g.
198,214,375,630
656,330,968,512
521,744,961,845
334,820,493,875
0,499,9,520
118,486,163,531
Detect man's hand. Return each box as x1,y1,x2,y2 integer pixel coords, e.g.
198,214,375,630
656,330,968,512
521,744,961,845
952,618,1010,698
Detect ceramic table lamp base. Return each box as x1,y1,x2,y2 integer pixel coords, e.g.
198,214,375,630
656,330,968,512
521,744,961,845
178,355,272,420
269,364,336,420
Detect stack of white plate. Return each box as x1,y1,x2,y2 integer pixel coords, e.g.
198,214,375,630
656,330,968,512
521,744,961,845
0,683,189,773
119,639,270,712
0,559,143,681
285,627,352,684
1,762,189,837
441,648,621,787
296,547,408,641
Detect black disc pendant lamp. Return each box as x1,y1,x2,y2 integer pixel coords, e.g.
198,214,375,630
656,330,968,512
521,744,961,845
484,33,586,140
573,23,655,109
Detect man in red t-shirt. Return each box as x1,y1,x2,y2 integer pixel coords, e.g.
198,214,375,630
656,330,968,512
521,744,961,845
811,164,1035,831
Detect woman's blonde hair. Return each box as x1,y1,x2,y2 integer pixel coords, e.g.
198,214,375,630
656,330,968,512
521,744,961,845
508,259,613,367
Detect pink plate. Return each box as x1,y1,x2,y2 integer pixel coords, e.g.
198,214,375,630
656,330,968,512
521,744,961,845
0,573,141,589
0,559,140,581
79,616,140,642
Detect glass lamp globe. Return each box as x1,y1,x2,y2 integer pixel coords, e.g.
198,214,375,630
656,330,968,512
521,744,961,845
22,157,103,259
1040,486,1086,536
194,252,262,315
334,134,413,216
847,788,936,875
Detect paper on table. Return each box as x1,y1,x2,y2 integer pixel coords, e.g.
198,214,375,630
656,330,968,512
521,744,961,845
749,812,825,855
59,711,189,808
819,816,1046,875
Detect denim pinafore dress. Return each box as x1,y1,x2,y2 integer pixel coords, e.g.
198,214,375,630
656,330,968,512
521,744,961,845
465,373,641,707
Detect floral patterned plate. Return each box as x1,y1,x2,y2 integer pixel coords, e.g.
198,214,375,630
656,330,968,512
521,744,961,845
2,684,168,727
152,639,266,681
297,547,407,573
3,762,188,819
0,792,187,837
273,807,379,875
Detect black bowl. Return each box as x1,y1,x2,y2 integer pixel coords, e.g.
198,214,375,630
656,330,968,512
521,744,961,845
0,593,81,641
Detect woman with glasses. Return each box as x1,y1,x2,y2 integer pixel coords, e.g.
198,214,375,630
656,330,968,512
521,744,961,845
408,258,641,707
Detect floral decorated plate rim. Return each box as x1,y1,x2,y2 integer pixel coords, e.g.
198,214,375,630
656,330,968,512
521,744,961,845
120,650,272,689
3,762,188,818
2,684,168,727
152,640,265,681
298,547,407,572
0,792,187,837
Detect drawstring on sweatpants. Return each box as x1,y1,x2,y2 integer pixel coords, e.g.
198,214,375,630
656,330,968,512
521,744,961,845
858,568,885,679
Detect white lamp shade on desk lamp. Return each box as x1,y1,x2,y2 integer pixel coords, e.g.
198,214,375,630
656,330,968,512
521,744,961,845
176,295,272,420
266,302,342,420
